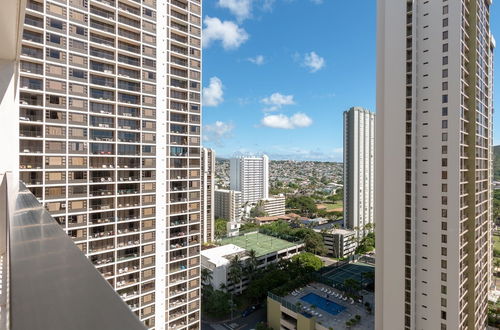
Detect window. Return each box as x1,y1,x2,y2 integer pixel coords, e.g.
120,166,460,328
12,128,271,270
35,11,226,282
442,69,448,78
49,34,61,44
443,5,448,14
442,56,448,65
72,69,85,79
442,95,448,103
442,18,448,27
442,43,448,52
441,235,447,243
49,49,61,59
442,158,448,166
76,26,85,35
442,133,448,141
50,19,63,29
442,120,448,129
442,82,448,90
441,209,447,218
441,311,446,320
442,31,448,40
442,145,447,154
441,222,447,230
442,107,448,116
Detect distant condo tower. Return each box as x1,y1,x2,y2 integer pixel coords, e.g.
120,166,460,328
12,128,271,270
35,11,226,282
376,1,494,329
343,106,375,237
230,155,269,204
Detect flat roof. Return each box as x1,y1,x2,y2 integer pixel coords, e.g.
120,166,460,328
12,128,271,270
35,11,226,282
220,233,299,257
201,244,246,267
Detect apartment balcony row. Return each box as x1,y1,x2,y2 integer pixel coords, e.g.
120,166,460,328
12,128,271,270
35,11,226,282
0,175,146,329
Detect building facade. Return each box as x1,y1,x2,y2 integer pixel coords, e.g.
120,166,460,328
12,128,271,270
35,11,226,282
230,155,269,205
343,106,375,237
376,1,494,329
320,228,356,259
201,148,215,243
260,194,286,217
214,189,242,222
18,0,203,328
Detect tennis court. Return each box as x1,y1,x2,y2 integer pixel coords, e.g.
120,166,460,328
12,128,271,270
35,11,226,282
220,232,299,257
322,262,375,287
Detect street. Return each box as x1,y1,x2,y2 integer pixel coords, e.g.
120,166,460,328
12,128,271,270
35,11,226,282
202,307,266,330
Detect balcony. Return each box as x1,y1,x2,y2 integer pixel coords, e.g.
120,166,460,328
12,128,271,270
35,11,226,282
0,175,146,330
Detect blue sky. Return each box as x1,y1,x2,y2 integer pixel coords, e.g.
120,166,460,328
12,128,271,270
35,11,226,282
201,0,500,161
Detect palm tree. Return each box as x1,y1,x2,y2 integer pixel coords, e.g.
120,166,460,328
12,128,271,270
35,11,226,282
201,268,213,287
228,255,243,294
246,249,258,280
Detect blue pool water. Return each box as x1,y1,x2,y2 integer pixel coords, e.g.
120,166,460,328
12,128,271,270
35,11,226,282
300,293,346,315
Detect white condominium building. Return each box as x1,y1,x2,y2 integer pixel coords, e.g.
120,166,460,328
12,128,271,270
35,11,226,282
260,195,286,217
376,1,494,329
214,189,242,222
201,148,215,243
230,155,269,204
18,0,203,328
343,106,375,236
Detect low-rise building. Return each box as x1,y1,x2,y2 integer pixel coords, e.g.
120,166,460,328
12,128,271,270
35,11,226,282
319,228,357,258
260,195,286,217
201,233,305,293
215,189,242,222
300,218,329,227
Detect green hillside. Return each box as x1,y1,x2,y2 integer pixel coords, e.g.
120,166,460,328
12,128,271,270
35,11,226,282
495,145,500,181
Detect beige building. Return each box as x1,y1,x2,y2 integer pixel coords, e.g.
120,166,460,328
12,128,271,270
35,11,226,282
18,0,203,328
201,148,215,243
376,1,494,329
319,228,356,259
261,194,286,217
214,189,242,222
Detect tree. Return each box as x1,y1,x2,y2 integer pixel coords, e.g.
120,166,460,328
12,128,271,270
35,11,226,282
246,249,258,279
250,201,267,218
201,268,213,287
215,218,228,239
228,255,243,294
286,196,317,216
203,289,232,317
291,252,323,271
344,278,361,296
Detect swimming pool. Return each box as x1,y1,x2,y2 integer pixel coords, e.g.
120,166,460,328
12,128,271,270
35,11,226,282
300,293,346,315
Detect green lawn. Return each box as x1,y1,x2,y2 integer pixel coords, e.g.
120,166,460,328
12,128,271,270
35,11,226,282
220,233,298,257
317,201,343,212
495,234,500,253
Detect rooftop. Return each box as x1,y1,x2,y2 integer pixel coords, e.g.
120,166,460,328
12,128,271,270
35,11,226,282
220,232,299,257
201,244,246,268
275,282,374,329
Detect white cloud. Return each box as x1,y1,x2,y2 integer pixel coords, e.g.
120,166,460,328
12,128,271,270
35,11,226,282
303,51,326,72
261,112,313,129
248,55,265,65
261,92,295,111
203,77,224,107
310,0,323,4
262,0,275,11
218,0,253,22
203,121,234,144
203,17,249,50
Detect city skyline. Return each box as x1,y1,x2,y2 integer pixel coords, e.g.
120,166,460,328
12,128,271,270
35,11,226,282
202,0,500,162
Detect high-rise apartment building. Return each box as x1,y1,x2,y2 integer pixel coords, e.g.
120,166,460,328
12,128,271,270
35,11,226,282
343,106,375,236
376,1,494,329
214,189,242,222
18,0,203,328
201,148,215,243
230,155,269,205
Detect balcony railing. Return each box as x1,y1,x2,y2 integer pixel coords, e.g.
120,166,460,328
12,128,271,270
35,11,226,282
0,174,146,330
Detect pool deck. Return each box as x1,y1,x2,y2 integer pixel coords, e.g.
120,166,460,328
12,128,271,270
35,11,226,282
282,282,374,329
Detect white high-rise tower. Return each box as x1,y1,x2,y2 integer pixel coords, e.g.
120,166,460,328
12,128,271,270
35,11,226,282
230,155,269,204
343,106,375,237
376,1,494,329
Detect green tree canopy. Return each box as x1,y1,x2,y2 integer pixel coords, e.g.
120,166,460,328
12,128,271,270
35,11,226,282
291,252,323,271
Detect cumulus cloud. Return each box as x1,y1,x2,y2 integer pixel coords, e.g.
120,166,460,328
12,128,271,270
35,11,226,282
261,112,313,129
203,17,249,50
218,0,253,22
303,51,326,72
203,77,224,107
261,92,295,111
203,121,234,144
248,55,265,65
